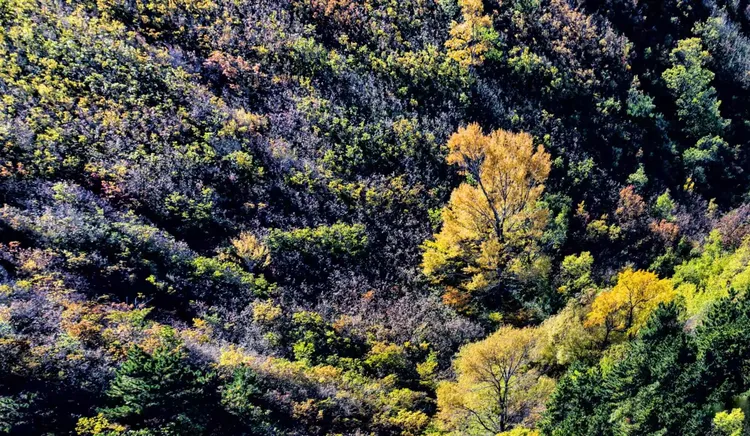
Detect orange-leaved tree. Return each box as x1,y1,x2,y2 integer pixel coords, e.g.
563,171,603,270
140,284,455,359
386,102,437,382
422,123,551,311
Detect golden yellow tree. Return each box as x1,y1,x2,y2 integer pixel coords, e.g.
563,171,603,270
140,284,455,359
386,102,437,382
422,123,551,309
445,0,496,68
436,326,554,434
585,268,675,343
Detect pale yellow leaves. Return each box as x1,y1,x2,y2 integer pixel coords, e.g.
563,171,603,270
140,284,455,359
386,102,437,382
436,326,553,434
232,232,270,270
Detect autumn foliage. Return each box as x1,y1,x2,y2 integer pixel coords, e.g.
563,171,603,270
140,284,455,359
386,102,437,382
3,0,750,434
423,124,551,311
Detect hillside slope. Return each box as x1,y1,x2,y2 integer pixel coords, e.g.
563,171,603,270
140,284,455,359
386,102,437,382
2,0,750,434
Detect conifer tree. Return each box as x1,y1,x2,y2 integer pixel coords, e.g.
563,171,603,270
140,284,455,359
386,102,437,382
101,333,218,434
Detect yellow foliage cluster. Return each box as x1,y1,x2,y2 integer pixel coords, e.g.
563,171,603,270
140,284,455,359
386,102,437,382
538,298,600,365
218,344,256,368
446,0,495,68
437,262,683,434
585,268,675,338
713,408,745,436
436,326,554,434
96,0,217,40
57,297,156,358
252,299,283,325
231,232,271,270
61,302,105,347
422,123,551,309
181,318,214,344
498,429,541,436
75,413,125,435
218,349,431,434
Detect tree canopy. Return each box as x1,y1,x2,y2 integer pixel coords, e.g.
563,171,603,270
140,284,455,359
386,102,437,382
422,124,551,312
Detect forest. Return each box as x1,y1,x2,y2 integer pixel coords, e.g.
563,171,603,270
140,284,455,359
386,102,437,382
3,0,750,434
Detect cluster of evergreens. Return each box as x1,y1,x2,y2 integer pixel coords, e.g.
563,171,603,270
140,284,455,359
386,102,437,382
2,0,750,434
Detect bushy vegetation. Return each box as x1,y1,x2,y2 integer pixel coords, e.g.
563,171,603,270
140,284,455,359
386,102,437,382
3,0,750,434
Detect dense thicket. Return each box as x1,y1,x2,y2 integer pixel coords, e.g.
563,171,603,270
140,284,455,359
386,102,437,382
2,0,750,434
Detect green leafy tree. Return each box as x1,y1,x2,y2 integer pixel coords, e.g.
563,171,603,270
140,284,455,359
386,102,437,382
557,252,594,297
712,409,744,436
543,303,709,435
267,223,368,284
663,38,730,180
543,295,750,436
538,364,610,436
653,190,676,221
663,38,728,139
289,311,360,365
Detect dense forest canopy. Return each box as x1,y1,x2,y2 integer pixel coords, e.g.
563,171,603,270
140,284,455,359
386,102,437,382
3,0,750,434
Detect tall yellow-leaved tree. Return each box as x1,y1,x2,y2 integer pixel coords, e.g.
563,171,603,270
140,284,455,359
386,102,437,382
436,326,554,434
422,123,551,310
